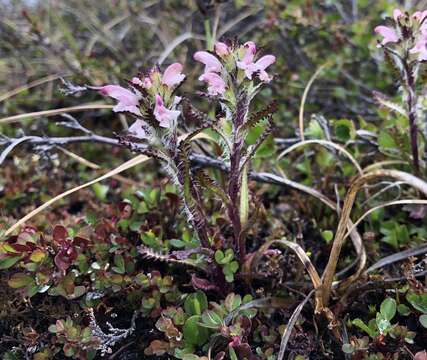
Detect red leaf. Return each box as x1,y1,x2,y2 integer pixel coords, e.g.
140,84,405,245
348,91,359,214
73,236,89,248
191,274,219,291
53,225,68,244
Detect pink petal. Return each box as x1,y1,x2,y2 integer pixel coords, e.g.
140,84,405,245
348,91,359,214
214,42,230,57
258,70,272,83
255,55,276,70
153,94,180,128
393,9,404,21
162,62,185,88
99,85,138,104
131,77,143,86
411,40,427,61
193,51,222,73
236,61,258,79
128,120,148,139
374,25,399,45
199,72,226,96
113,103,141,116
242,41,256,64
98,85,141,116
143,77,152,89
412,11,427,22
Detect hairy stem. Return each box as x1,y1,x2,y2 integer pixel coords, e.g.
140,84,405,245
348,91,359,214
402,54,420,175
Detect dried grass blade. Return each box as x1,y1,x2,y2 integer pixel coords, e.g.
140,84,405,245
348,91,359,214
277,139,363,175
0,104,113,124
277,290,315,360
366,243,427,274
321,169,427,308
0,74,62,103
299,63,329,141
58,147,139,186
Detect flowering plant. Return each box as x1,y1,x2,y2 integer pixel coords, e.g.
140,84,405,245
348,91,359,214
375,9,427,174
89,40,276,282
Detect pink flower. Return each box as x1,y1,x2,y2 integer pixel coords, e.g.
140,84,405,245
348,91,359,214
255,55,276,82
374,25,399,46
237,53,276,82
143,77,152,88
214,42,230,57
153,94,180,128
199,72,227,96
128,120,148,139
393,9,404,21
410,35,427,61
236,41,275,81
240,41,257,65
98,85,141,116
131,77,143,86
229,336,241,348
193,51,222,73
162,62,185,88
131,76,152,89
412,10,427,22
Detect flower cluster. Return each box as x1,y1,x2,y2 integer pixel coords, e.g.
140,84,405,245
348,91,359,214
375,8,427,60
194,41,276,97
96,41,276,142
97,62,185,139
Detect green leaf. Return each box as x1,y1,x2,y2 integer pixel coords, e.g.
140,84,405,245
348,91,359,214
91,183,109,202
380,298,396,321
225,274,234,282
201,310,223,329
184,291,208,316
112,254,125,274
342,343,354,354
170,239,186,248
48,324,58,333
334,119,355,142
183,315,209,346
254,134,276,158
378,131,397,150
305,118,324,139
420,314,427,328
225,293,242,312
222,249,234,264
397,304,411,316
376,313,391,335
321,230,334,243
352,318,378,338
8,273,33,288
246,123,264,145
229,347,238,360
214,250,224,263
0,256,22,270
407,293,427,313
